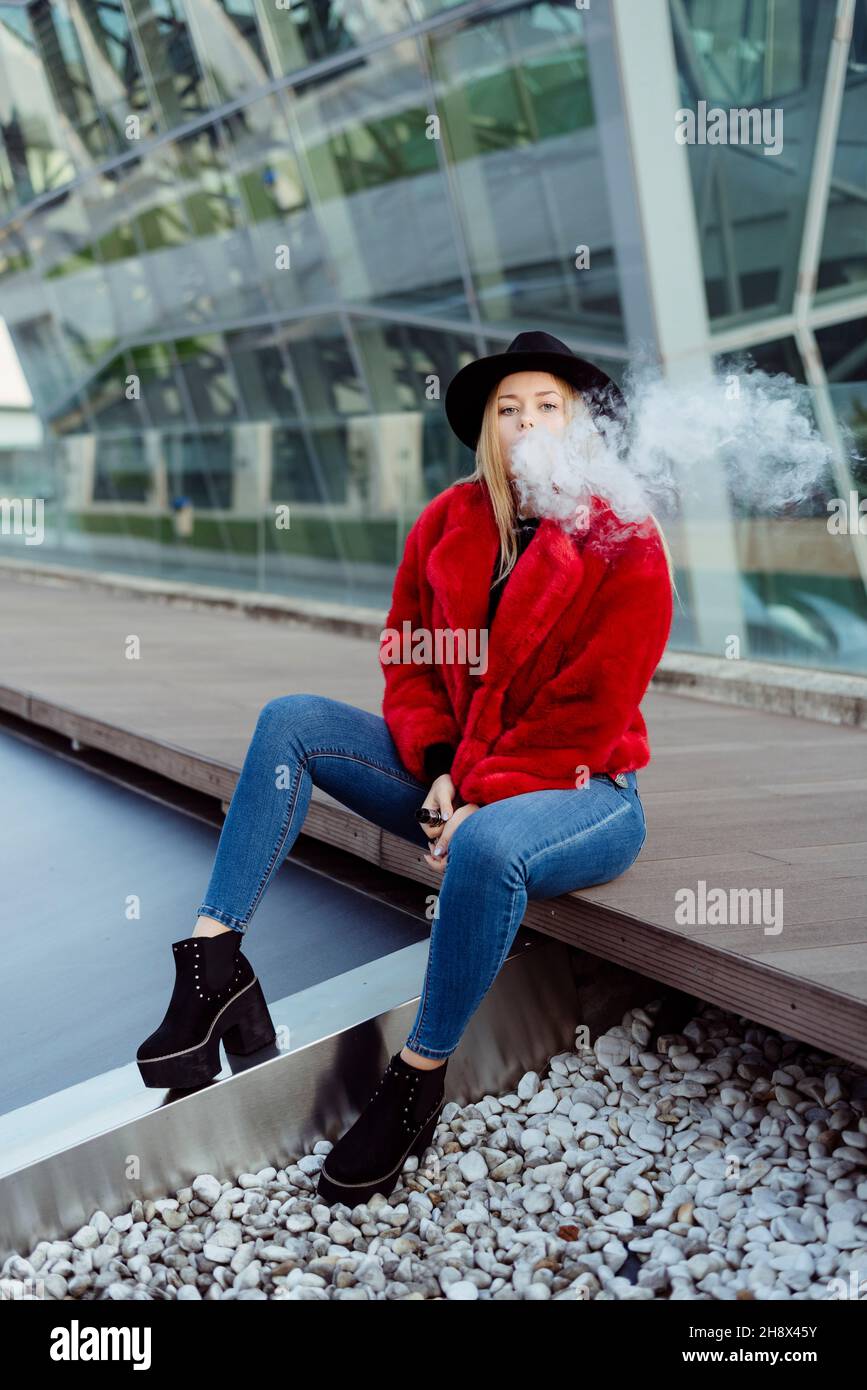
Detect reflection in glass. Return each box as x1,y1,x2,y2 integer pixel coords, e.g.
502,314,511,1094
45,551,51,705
280,317,365,424
87,353,150,432
713,331,867,671
429,3,622,336
816,316,867,453
226,322,297,419
174,331,241,423
671,0,832,321
354,317,482,498
165,426,234,507
185,0,271,104
66,0,155,148
0,5,76,202
293,38,469,318
93,434,152,501
29,0,111,164
126,0,210,129
221,91,330,312
269,423,317,504
0,221,32,283
128,340,189,425
256,0,409,77
818,1,867,300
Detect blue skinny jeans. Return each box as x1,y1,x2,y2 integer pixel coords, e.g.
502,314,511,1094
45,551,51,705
196,693,647,1060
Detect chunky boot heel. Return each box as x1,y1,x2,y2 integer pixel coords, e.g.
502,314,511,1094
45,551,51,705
409,1103,443,1163
317,1052,448,1207
136,931,275,1089
223,978,277,1056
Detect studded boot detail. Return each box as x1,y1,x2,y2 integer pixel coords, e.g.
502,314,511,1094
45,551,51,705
317,1051,448,1207
136,931,276,1089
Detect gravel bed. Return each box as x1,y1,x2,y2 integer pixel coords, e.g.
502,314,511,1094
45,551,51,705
4,998,866,1300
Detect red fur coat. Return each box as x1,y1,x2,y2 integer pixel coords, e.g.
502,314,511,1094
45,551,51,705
379,478,673,806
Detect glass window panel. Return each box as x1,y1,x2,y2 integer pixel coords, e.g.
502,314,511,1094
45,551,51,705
2,228,103,418
225,322,298,419
815,318,867,654
220,93,323,311
81,173,144,265
0,220,32,284
353,319,480,495
126,0,211,129
128,125,268,334
0,129,14,216
181,122,270,322
429,3,623,337
72,167,162,345
51,266,119,378
16,315,69,414
255,0,412,78
411,0,467,15
4,305,69,418
25,183,100,278
184,0,271,105
28,0,111,163
92,434,152,500
174,331,241,423
128,138,210,332
263,317,365,506
165,426,234,507
0,6,76,205
671,0,833,323
279,316,365,421
86,353,150,432
817,1,867,301
816,316,867,448
49,387,91,433
711,331,867,673
68,0,157,148
292,39,471,318
26,188,119,382
128,339,189,424
713,335,816,518
269,423,318,504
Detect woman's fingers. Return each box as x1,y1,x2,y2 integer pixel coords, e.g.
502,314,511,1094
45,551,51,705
424,846,447,874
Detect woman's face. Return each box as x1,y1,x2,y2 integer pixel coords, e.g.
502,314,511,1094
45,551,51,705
496,371,571,472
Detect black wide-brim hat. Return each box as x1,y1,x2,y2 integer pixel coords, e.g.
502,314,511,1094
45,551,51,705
444,330,627,451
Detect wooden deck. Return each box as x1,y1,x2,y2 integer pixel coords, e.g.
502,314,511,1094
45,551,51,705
2,570,866,1069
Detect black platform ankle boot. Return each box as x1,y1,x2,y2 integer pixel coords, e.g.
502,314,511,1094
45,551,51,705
317,1051,448,1207
136,930,276,1089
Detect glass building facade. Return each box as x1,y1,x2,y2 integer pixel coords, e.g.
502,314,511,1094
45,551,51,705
0,0,866,670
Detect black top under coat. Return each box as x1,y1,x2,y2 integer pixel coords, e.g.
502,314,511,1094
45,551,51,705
422,514,542,784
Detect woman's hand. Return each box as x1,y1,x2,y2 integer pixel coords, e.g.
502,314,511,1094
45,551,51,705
420,776,480,875
419,773,456,858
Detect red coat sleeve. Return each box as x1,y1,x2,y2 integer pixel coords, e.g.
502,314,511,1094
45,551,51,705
380,511,462,783
460,527,673,804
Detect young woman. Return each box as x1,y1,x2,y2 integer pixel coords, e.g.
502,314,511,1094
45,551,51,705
136,331,675,1210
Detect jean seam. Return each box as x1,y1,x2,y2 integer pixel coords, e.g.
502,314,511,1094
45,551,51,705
522,798,632,873
306,747,424,789
407,915,437,1047
197,905,247,933
238,751,308,926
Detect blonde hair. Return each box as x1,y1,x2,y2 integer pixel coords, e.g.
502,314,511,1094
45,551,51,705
453,371,680,603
